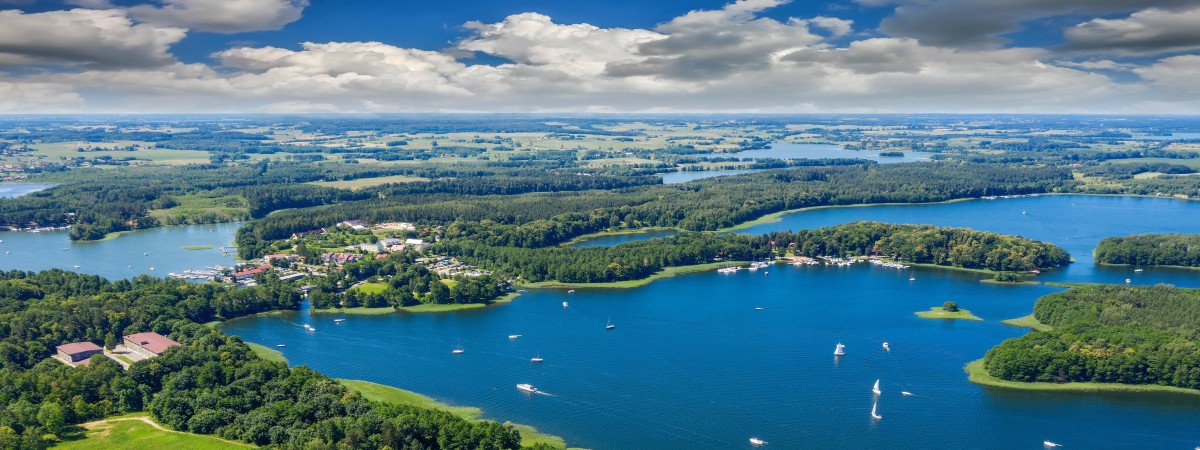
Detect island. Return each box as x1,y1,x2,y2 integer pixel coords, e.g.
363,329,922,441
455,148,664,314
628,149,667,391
977,284,1200,392
1095,233,1200,267
915,302,982,321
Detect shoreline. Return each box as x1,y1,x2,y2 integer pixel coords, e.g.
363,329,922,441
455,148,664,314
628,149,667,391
915,307,982,321
519,261,739,289
1001,314,1053,331
558,227,680,247
309,292,523,316
965,359,1200,396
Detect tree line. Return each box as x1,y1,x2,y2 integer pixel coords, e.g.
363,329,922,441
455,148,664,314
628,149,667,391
1095,234,1200,267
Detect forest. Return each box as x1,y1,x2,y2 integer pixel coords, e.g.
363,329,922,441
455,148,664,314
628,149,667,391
1094,234,1200,267
0,270,530,449
305,253,509,310
983,284,1200,389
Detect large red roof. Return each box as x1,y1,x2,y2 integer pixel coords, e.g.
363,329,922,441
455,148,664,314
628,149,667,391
56,341,102,355
124,332,180,355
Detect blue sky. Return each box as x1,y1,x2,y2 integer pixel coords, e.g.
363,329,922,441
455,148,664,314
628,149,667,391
0,0,1198,113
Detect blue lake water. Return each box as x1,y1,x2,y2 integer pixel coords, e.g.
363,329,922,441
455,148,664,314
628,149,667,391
661,169,761,184
0,183,53,198
708,143,934,163
1129,133,1200,141
0,222,239,280
220,194,1200,450
569,230,679,248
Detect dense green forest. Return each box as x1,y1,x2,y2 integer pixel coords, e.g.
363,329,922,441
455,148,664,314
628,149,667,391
983,285,1200,389
238,162,1079,258
306,253,509,310
0,270,529,449
433,222,1067,284
1094,234,1200,267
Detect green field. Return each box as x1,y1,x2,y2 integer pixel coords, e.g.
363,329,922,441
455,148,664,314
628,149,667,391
1001,314,1053,331
147,193,248,225
915,307,982,321
965,359,1200,395
310,174,430,189
245,342,287,364
25,142,211,165
354,281,389,295
339,379,579,449
56,415,254,449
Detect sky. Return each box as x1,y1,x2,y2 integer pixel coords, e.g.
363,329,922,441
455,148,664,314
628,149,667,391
1,0,1199,114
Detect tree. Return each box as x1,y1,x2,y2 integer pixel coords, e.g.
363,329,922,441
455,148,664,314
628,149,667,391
36,403,65,436
943,301,959,312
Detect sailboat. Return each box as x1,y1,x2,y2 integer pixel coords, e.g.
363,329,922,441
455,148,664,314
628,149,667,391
531,353,543,363
834,342,846,356
605,318,615,330
882,342,890,351
870,400,882,420
452,342,464,354
872,379,882,395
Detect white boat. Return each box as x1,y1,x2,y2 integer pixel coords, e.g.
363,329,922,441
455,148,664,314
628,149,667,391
567,289,575,294
508,334,522,340
334,318,346,323
517,383,539,393
531,353,543,363
144,252,149,256
834,342,846,356
872,379,882,395
1133,268,1143,272
452,346,464,355
606,318,615,330
749,437,767,446
562,301,569,308
1126,278,1132,284
276,344,286,347
717,266,739,274
303,324,314,332
882,342,890,351
1043,441,1061,448
908,275,916,281
74,265,80,268
870,400,882,420
755,307,764,310
901,391,913,396
149,267,155,271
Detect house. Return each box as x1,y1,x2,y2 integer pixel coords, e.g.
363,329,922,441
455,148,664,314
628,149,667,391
233,264,271,281
321,252,363,264
405,238,429,251
265,254,300,264
56,341,103,366
376,222,416,231
339,220,367,230
357,242,383,253
291,228,327,239
379,238,402,247
123,332,180,359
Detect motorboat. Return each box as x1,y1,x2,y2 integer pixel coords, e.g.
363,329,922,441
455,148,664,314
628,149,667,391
562,301,569,308
1043,441,1061,448
531,353,543,363
517,383,539,393
276,344,286,348
749,437,767,446
334,318,346,323
509,334,522,340
901,391,913,396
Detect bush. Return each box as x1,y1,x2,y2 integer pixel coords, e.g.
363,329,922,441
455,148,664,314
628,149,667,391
943,301,959,312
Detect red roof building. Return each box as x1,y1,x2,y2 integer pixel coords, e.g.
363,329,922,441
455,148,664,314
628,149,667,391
123,332,180,358
56,341,103,365
233,264,271,281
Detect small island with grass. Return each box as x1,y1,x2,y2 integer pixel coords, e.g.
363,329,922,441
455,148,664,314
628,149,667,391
915,301,982,321
182,245,215,251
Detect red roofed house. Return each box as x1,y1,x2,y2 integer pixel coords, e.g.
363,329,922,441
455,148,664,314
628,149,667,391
56,341,103,366
123,332,180,359
233,264,271,281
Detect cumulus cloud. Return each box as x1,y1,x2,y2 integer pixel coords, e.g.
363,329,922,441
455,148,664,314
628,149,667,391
1134,54,1200,95
877,0,1196,48
0,8,184,68
0,78,85,113
127,0,307,34
1065,7,1200,55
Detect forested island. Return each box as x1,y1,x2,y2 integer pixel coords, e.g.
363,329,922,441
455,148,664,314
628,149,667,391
0,270,538,449
981,284,1200,390
1094,234,1200,267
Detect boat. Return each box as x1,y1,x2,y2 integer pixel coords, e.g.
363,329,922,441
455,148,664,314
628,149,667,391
509,334,522,340
1126,278,1132,284
749,437,767,446
1133,268,1143,272
606,318,615,330
567,289,575,294
562,301,569,308
755,307,764,310
333,318,345,323
834,342,845,356
303,324,314,332
872,379,882,395
452,344,464,355
73,265,80,268
717,266,739,274
908,275,916,281
901,391,913,396
870,400,882,420
882,342,890,351
1043,441,1061,448
144,252,149,256
531,353,543,363
276,344,286,348
516,383,539,393
149,267,155,271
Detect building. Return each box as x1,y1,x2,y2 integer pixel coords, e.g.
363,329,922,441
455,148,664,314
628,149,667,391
321,252,363,264
376,222,416,231
379,238,402,247
56,341,103,366
291,228,327,239
265,254,300,264
339,220,367,230
123,332,180,359
233,264,271,281
405,238,429,251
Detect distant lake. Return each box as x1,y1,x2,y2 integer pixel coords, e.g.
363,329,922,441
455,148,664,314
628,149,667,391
0,222,239,279
569,229,678,248
0,183,52,198
707,143,934,163
1128,132,1200,141
222,194,1200,450
661,169,760,184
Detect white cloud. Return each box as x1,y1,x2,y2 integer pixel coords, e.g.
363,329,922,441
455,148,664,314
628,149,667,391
0,78,86,113
1056,59,1136,70
802,16,854,38
1065,7,1200,55
1134,54,1200,95
127,0,307,34
0,8,184,68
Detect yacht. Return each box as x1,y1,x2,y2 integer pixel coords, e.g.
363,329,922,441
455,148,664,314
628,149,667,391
606,318,616,330
531,353,543,363
562,301,569,308
452,345,464,355
901,391,913,396
909,275,916,281
749,437,767,446
516,383,539,394
508,334,522,340
717,266,739,274
333,318,346,323
870,400,882,420
834,342,846,356
567,289,575,294
872,379,882,395
1043,441,1061,448
1133,268,1144,272
276,344,286,348
882,342,890,351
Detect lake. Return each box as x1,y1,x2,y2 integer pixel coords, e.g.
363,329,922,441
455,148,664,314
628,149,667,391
661,169,760,184
0,222,239,280
220,195,1200,449
707,143,935,163
0,183,53,198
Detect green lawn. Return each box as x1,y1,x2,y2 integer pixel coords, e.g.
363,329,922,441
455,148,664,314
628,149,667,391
56,415,254,449
915,307,982,321
520,262,738,289
965,359,1200,395
147,193,248,224
309,174,429,190
245,342,287,364
339,380,579,449
354,281,389,295
1001,314,1053,331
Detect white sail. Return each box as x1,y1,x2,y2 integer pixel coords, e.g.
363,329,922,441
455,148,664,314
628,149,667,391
871,400,882,420
872,379,882,395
